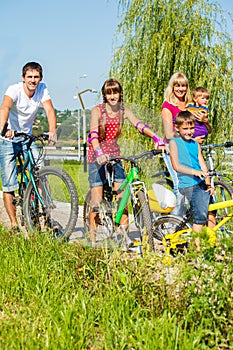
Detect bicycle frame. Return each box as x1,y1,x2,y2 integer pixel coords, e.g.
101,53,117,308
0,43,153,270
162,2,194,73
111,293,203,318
17,144,46,208
115,164,147,225
162,198,233,255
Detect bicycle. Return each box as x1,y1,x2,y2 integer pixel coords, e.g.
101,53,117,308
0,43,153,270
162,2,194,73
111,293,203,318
83,149,162,252
1,124,79,239
151,188,233,260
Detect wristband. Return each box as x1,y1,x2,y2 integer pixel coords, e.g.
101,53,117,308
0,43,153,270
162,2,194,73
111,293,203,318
152,135,165,146
141,124,150,135
135,121,143,129
94,146,104,158
89,130,99,136
88,136,98,144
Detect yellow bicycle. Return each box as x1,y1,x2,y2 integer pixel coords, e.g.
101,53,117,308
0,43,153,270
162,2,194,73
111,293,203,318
150,185,233,261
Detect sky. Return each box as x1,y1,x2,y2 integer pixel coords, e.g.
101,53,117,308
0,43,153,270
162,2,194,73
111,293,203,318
0,0,232,111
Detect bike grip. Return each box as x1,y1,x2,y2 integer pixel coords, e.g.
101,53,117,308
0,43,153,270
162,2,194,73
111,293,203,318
152,149,162,155
224,141,233,148
1,121,8,136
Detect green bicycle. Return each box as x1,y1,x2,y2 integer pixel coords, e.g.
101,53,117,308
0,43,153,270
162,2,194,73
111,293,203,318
1,123,79,239
83,149,162,251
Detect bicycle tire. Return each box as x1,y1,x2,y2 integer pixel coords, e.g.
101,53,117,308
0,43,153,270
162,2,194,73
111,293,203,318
23,166,78,239
153,215,191,256
152,215,190,241
136,190,154,251
83,190,91,234
212,180,233,233
152,215,190,254
83,188,114,241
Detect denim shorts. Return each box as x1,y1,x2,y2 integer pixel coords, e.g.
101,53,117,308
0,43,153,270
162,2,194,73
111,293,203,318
0,138,40,192
88,161,126,188
179,181,210,225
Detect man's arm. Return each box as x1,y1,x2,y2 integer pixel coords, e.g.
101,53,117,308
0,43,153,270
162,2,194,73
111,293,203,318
42,99,57,144
0,95,13,132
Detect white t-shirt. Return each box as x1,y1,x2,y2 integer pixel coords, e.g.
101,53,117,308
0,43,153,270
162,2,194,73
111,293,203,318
5,81,51,135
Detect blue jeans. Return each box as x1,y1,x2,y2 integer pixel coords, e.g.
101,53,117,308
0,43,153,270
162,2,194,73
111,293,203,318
162,152,185,216
0,138,40,192
179,181,210,225
88,161,126,188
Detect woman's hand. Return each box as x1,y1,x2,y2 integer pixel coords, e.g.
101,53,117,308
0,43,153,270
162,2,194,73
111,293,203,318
192,110,209,123
157,144,169,153
194,135,206,144
96,153,109,165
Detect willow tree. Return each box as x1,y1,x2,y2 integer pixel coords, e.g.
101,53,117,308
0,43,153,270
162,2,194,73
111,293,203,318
111,0,233,142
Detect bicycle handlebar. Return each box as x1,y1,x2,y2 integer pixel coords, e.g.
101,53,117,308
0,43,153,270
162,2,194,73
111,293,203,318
14,131,49,142
109,149,162,163
1,121,62,142
201,141,233,150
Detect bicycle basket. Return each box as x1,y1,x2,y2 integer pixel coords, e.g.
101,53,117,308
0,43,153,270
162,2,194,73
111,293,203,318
148,183,177,213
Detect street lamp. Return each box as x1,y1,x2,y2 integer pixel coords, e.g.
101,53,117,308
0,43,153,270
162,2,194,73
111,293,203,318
77,88,98,172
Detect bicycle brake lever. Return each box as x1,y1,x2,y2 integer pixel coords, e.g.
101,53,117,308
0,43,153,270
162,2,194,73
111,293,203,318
224,141,233,148
151,149,162,156
1,122,8,136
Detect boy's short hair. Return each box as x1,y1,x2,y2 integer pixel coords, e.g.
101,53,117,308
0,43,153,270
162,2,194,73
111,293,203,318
175,110,196,127
192,86,210,99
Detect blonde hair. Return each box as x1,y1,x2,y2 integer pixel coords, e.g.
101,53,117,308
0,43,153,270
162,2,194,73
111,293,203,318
164,72,191,105
192,86,210,100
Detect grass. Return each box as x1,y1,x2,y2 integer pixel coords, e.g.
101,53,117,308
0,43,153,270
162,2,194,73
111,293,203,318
0,224,233,349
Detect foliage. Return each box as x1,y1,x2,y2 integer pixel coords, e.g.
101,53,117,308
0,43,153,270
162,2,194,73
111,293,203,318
0,226,233,349
112,0,233,142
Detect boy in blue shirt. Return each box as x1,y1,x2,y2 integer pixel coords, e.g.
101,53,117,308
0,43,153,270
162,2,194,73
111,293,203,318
169,110,215,233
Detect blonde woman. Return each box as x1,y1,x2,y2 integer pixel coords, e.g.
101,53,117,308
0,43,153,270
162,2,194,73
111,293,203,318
161,72,191,216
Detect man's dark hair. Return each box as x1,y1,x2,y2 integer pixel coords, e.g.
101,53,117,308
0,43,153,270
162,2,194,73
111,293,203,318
22,62,43,78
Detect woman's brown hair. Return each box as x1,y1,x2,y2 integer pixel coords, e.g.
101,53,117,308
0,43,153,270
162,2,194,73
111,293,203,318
100,78,124,138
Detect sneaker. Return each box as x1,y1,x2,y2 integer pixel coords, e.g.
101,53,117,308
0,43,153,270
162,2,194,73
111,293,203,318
126,241,142,254
9,226,22,236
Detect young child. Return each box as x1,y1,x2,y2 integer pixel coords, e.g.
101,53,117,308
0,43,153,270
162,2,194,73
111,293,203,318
169,111,215,233
187,86,212,144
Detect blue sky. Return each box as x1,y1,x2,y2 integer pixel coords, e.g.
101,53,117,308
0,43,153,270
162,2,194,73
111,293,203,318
0,0,232,111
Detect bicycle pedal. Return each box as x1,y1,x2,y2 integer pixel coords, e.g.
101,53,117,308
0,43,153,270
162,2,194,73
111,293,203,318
126,241,142,254
92,206,99,213
12,196,21,206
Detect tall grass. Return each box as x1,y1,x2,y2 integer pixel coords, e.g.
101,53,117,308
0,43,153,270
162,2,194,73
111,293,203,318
1,224,233,349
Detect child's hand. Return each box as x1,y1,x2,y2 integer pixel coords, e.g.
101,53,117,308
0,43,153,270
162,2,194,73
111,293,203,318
206,186,215,195
193,170,208,179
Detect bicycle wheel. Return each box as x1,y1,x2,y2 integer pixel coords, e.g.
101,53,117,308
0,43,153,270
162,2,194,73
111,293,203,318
135,190,154,251
83,188,115,242
152,215,190,255
23,166,78,239
212,180,233,233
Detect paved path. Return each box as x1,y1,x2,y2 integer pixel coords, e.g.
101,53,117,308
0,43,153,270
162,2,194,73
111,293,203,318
0,192,139,247
0,192,86,242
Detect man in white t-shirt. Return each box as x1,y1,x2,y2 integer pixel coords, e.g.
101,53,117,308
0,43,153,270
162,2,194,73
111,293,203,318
0,61,57,231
